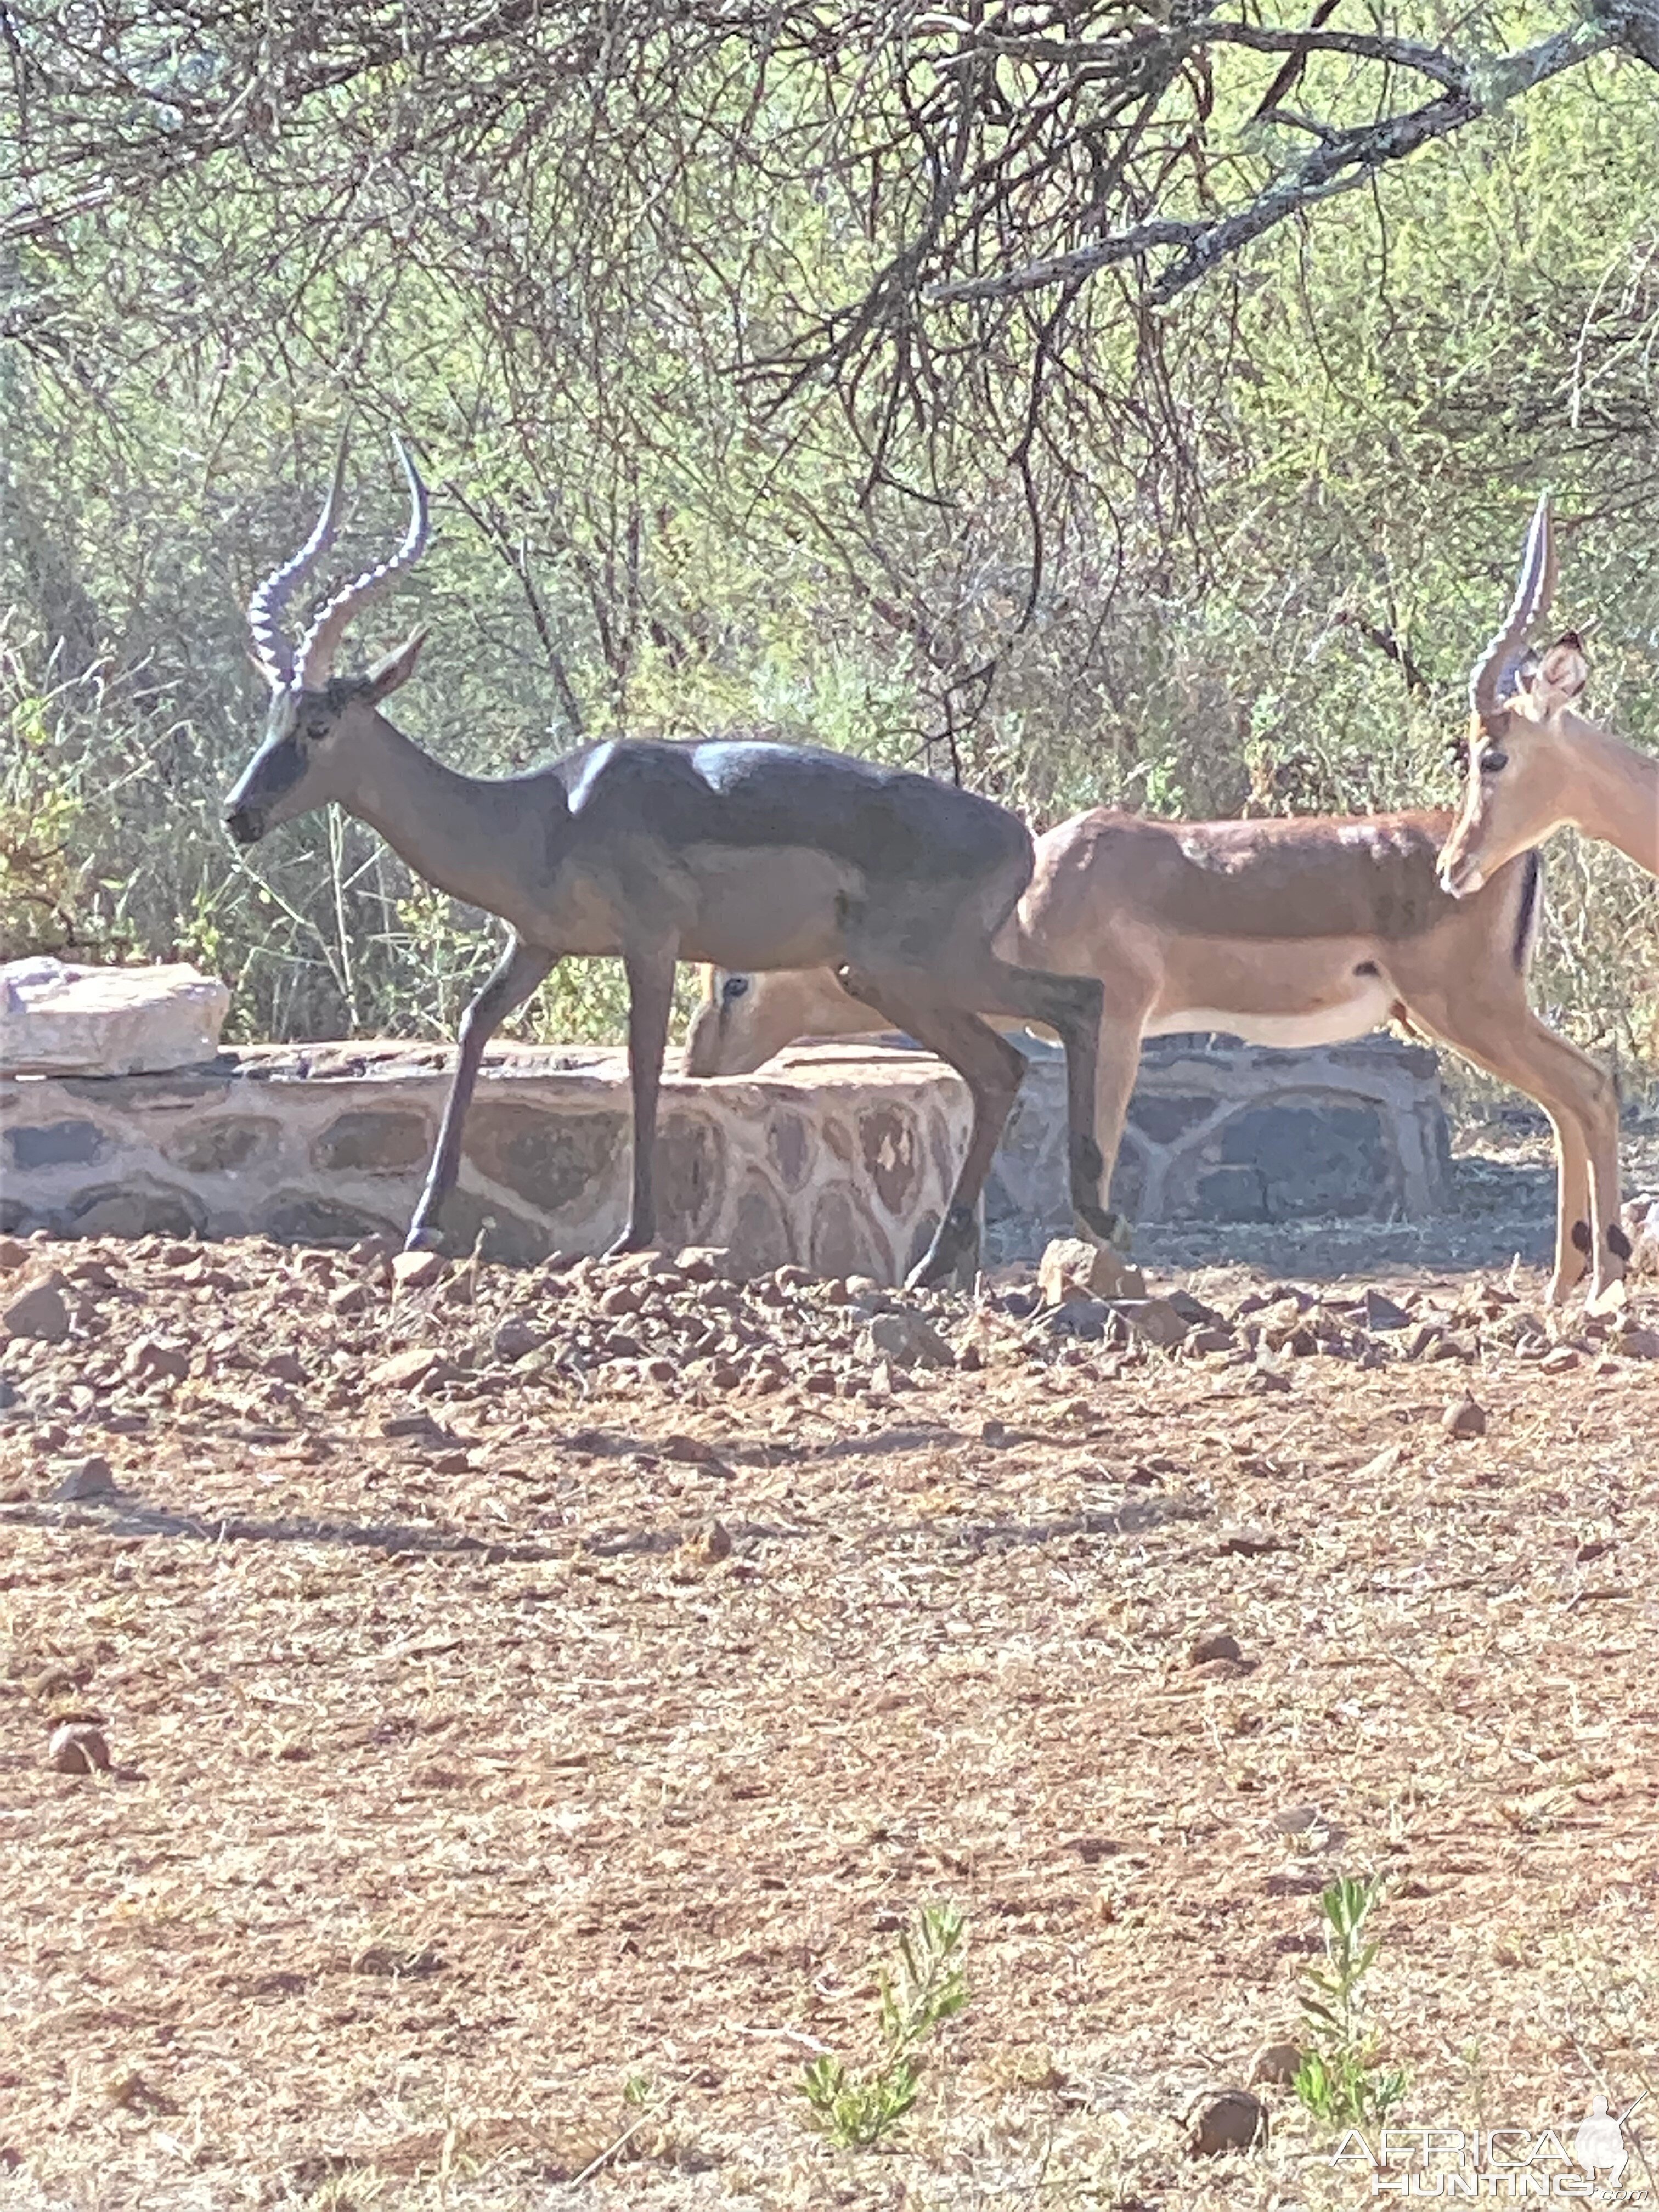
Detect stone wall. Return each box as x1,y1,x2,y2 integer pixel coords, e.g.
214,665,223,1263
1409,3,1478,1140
981,1031,1449,1258
0,1030,1451,1277
0,1043,974,1284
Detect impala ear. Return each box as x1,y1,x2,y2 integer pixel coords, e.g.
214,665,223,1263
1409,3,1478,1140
1520,631,1587,715
363,625,427,702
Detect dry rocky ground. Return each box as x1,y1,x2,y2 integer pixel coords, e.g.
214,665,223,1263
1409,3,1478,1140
2,1149,1658,2210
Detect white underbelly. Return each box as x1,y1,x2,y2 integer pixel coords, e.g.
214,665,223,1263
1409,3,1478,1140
1146,979,1393,1049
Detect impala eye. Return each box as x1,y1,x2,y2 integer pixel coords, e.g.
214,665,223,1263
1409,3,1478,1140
1480,749,1509,775
722,974,750,1002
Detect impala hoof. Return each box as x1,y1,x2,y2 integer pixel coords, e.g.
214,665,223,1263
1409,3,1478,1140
602,1229,657,1260
403,1224,444,1255
1075,1202,1132,1254
905,1206,979,1291
905,1251,976,1293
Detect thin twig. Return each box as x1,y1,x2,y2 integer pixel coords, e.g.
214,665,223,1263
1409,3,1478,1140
570,2090,679,2187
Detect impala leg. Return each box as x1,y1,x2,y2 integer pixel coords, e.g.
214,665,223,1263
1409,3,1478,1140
1538,1032,1623,1306
1080,1005,1149,1242
839,968,1026,1289
608,944,678,1257
974,961,1131,1251
1539,1103,1593,1304
1507,1031,1618,1306
1408,995,1624,1306
407,936,555,1252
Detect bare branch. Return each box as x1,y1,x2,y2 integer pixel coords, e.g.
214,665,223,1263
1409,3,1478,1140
928,21,1615,310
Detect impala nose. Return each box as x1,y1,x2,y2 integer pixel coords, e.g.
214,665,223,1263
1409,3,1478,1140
223,803,264,847
1437,857,1482,899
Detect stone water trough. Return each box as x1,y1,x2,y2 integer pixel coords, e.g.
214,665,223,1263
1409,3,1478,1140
984,1029,1451,1261
0,962,1452,1282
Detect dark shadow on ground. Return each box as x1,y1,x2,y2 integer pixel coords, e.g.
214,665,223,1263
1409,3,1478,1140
0,1494,565,1559
1132,1153,1556,1285
0,1466,1207,1568
0,1488,827,1563
943,1492,1207,1556
559,1419,980,1465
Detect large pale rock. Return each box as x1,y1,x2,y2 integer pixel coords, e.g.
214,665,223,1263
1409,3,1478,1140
0,959,230,1077
1037,1235,1144,1306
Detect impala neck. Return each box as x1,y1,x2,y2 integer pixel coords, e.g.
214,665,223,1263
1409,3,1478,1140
1561,715,1659,878
341,710,548,913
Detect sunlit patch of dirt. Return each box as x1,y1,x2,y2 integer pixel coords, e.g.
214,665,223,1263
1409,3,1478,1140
1,1220,1656,2209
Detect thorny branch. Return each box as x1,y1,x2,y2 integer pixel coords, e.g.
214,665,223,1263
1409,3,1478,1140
926,19,1616,308
1,0,1650,514
4,4,1652,343
2,0,1654,755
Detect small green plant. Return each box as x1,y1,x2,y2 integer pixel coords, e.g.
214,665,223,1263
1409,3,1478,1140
799,1902,968,2149
1293,1874,1408,2128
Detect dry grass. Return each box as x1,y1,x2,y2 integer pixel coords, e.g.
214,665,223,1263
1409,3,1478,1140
2,1198,1658,2210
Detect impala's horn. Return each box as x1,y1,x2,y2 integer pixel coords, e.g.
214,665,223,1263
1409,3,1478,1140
292,436,432,693
1469,493,1556,721
247,435,349,689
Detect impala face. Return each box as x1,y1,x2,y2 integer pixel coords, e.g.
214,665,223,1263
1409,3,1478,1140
682,968,778,1075
224,684,353,845
223,633,425,847
1438,637,1588,899
683,962,877,1075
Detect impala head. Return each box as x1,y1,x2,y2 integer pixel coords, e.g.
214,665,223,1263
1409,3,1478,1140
682,964,876,1076
224,436,431,847
1439,495,1591,898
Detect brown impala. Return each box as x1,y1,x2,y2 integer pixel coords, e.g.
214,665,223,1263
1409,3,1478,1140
690,507,1631,1308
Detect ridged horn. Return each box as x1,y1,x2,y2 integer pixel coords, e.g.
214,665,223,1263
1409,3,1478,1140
247,435,349,688
1469,493,1556,720
292,435,431,692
